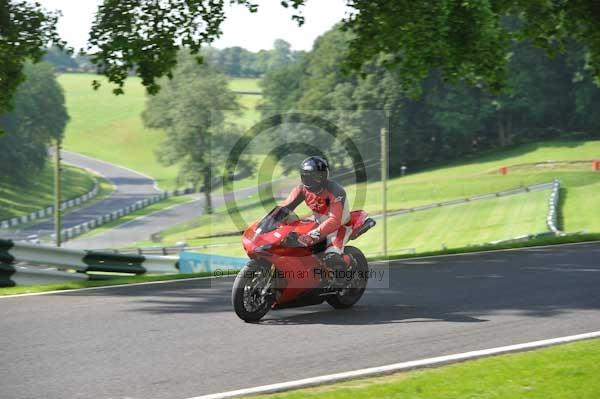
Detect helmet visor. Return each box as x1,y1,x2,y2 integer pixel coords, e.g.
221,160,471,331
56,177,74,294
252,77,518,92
301,171,326,192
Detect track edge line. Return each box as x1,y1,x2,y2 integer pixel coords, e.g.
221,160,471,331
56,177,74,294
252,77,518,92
188,330,600,399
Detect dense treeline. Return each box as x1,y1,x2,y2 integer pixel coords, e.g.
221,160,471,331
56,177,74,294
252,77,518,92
259,27,600,176
43,46,96,73
0,62,68,182
203,39,305,78
42,39,302,79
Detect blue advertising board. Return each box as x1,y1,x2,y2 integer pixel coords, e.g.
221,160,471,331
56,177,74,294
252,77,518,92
178,251,248,274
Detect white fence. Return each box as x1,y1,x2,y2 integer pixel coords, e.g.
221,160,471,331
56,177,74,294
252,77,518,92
546,179,562,235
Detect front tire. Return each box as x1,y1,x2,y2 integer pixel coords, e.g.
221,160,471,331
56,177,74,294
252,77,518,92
326,246,369,309
232,260,274,322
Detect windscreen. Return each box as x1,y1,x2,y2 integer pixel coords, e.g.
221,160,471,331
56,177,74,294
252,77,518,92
257,206,299,233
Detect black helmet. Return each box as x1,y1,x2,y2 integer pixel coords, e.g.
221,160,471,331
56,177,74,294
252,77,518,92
300,156,329,193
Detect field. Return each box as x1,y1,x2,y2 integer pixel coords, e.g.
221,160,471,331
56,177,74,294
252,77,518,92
0,162,99,220
228,77,262,93
58,73,262,190
141,140,600,256
253,338,600,399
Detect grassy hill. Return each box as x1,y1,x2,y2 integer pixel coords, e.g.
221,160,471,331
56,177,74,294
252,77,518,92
138,140,600,256
58,73,262,190
0,162,102,220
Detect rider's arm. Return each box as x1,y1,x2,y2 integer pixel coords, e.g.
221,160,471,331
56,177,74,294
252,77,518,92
280,184,305,212
317,189,348,237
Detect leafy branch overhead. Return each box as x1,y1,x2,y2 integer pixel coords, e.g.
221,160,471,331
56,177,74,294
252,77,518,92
342,0,600,94
88,0,600,96
87,0,309,95
89,0,252,95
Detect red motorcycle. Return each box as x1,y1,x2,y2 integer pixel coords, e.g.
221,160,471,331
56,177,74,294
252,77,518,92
232,206,376,322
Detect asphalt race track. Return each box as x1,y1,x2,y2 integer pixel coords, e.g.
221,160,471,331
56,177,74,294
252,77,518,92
1,243,599,399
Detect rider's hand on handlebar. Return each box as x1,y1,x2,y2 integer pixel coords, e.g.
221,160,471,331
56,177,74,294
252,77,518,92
297,234,315,247
298,229,321,247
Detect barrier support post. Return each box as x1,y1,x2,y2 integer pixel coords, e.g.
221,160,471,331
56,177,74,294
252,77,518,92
54,140,62,247
381,127,388,258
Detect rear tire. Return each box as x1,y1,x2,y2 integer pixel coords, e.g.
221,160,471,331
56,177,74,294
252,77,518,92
232,260,274,322
326,246,369,309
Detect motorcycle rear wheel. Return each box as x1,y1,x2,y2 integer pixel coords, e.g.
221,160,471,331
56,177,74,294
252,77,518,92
232,260,274,322
326,246,369,309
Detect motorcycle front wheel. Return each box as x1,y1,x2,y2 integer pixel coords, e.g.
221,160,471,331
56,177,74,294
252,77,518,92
232,260,274,322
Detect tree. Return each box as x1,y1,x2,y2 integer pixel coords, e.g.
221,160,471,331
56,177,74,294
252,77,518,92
0,62,68,181
142,51,245,213
269,39,292,69
43,45,78,71
259,53,307,112
260,24,600,177
220,46,244,76
343,0,600,95
0,0,63,119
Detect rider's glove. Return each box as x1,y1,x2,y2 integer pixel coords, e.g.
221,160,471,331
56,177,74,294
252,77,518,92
308,229,321,241
298,234,315,247
298,229,321,247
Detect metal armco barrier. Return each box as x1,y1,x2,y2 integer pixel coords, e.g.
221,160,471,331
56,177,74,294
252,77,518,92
0,239,179,287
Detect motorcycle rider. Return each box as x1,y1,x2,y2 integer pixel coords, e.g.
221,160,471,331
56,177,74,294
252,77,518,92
280,156,351,287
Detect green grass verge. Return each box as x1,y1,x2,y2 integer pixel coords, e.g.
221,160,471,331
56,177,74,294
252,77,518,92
0,269,239,296
0,161,98,220
58,74,262,190
76,194,194,239
253,338,600,399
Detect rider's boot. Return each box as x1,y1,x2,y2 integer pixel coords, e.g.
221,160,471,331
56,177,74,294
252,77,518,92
323,252,349,289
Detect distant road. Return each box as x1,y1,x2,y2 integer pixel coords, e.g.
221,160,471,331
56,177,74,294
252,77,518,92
1,243,599,399
2,151,160,241
66,184,264,249
2,150,291,249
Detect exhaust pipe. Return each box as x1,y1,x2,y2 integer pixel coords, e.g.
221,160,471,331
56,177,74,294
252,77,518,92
349,218,376,240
